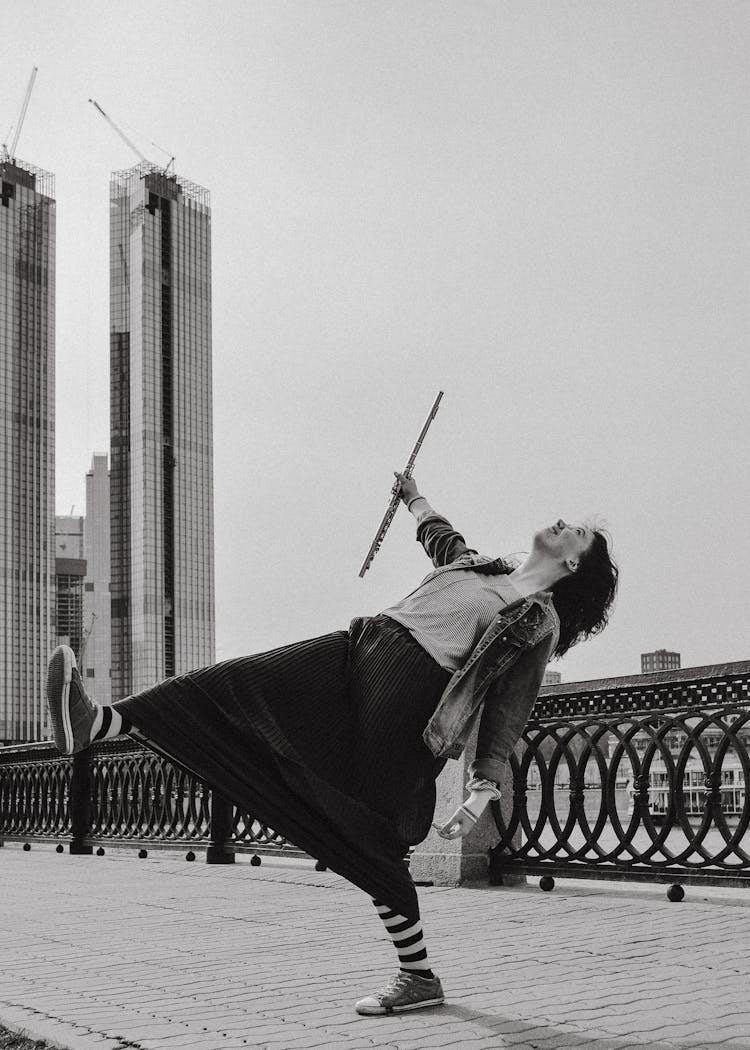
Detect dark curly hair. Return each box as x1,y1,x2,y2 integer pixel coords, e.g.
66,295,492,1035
548,529,618,658
469,528,619,660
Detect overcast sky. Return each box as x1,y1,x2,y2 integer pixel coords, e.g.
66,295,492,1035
4,1,749,684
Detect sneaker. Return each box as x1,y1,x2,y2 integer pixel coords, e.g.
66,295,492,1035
46,645,98,755
355,971,445,1015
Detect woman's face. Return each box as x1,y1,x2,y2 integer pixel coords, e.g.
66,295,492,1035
533,519,594,568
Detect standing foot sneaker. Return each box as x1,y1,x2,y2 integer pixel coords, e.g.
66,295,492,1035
46,645,98,755
355,972,445,1015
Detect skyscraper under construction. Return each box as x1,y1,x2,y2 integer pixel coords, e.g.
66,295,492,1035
0,156,55,742
110,162,215,699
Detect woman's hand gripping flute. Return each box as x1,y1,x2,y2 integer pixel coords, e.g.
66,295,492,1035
432,779,502,840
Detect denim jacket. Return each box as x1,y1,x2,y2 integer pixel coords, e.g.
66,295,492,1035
415,508,559,784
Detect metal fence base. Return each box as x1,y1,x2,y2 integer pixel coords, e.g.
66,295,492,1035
205,845,235,864
69,842,93,856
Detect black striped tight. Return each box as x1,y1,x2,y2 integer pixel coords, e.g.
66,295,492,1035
372,899,434,979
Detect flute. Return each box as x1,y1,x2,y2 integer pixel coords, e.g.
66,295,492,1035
358,391,444,578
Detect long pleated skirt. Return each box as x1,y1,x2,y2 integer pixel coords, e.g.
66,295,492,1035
114,614,451,920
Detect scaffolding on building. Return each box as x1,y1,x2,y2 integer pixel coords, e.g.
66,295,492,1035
111,161,209,209
0,157,55,199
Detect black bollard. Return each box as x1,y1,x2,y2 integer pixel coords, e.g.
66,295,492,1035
206,790,235,864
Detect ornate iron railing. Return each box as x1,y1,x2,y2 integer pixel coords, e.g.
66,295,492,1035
3,661,749,890
490,661,750,887
0,743,71,838
0,737,306,862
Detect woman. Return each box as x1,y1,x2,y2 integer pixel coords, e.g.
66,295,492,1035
46,474,618,1016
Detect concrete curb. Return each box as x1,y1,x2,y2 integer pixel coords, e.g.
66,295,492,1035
0,1002,126,1049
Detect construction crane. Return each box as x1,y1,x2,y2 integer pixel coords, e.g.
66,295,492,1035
2,66,38,162
89,99,148,163
89,98,175,173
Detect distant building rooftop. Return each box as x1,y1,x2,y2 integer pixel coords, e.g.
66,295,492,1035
540,658,750,696
110,161,209,208
0,157,55,198
535,659,750,720
641,648,681,673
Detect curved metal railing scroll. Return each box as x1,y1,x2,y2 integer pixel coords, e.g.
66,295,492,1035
0,738,305,857
0,743,71,839
90,738,211,843
491,684,750,886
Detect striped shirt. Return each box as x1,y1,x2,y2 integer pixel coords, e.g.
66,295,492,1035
381,564,522,672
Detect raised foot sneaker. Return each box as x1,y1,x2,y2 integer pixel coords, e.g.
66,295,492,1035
46,645,98,755
355,972,445,1016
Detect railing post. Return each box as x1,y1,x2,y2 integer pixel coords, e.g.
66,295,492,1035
487,760,526,886
206,789,235,864
410,720,521,885
69,750,93,855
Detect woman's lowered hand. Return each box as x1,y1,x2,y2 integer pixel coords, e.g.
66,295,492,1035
432,803,479,840
431,789,494,840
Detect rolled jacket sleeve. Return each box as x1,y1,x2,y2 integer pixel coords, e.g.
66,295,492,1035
415,510,478,567
468,631,556,784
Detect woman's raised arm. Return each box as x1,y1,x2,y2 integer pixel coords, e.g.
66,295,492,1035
394,473,478,568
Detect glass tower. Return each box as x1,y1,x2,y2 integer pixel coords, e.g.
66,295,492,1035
82,453,112,705
110,163,215,699
0,158,55,743
55,514,86,657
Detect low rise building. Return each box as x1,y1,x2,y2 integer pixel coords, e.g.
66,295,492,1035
641,649,681,673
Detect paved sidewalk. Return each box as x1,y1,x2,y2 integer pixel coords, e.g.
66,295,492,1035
1,845,749,1050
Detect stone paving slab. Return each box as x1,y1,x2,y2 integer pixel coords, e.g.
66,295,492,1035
0,844,749,1049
